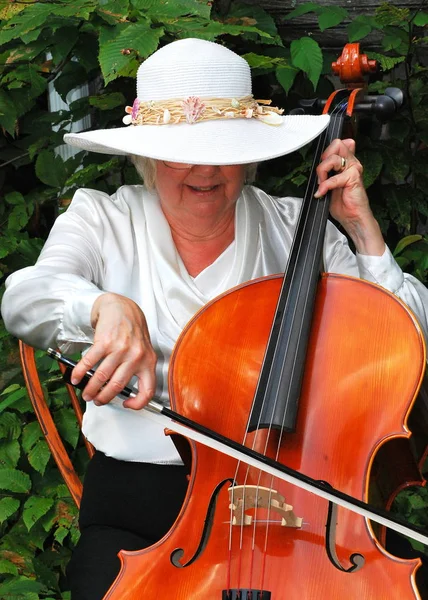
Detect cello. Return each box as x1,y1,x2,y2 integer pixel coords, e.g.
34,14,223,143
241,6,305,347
101,44,427,599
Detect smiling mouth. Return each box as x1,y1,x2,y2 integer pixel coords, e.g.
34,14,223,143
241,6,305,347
188,185,219,192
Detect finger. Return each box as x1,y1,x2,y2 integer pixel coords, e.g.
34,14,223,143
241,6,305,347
71,344,107,385
91,347,157,407
314,169,356,198
321,138,345,160
342,138,356,153
321,138,356,162
80,353,123,401
122,369,157,410
317,155,347,183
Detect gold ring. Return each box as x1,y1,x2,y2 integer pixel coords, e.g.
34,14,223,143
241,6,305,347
340,156,347,171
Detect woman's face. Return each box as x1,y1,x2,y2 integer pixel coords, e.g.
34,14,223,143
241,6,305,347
155,161,246,230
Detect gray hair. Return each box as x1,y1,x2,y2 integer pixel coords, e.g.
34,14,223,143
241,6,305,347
130,155,258,190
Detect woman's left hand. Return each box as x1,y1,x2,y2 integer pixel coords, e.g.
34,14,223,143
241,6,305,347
315,138,385,256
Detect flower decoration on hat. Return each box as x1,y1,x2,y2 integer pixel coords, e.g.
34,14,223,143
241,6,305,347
123,95,283,127
182,96,206,124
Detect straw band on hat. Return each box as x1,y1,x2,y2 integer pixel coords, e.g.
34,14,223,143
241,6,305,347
64,38,330,165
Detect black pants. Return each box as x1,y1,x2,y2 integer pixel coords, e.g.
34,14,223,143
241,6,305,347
67,451,189,600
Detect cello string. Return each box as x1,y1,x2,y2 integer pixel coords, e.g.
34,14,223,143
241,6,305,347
253,102,348,590
251,102,345,461
231,101,344,524
253,104,347,595
226,99,348,592
256,104,347,569
246,103,344,447
266,104,346,467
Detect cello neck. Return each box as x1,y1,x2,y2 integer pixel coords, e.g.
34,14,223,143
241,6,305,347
248,108,347,433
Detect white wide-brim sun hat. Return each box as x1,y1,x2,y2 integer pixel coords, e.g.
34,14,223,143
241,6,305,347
64,38,330,165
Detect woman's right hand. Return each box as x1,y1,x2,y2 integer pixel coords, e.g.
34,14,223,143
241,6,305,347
70,293,157,410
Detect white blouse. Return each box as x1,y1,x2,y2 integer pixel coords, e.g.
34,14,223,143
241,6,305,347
2,185,427,464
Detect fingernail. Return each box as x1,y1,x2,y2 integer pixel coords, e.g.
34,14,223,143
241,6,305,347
82,394,92,402
70,377,78,385
93,400,102,407
314,189,322,198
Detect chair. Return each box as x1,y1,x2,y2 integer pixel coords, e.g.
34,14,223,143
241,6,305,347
19,340,94,507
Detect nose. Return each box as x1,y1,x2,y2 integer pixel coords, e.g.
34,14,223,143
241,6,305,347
191,164,220,176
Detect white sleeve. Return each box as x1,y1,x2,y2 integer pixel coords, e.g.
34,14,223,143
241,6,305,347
1,189,108,353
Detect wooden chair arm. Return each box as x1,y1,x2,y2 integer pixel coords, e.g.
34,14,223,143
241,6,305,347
19,341,94,508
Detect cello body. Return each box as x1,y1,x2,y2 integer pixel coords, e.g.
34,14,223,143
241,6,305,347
105,273,426,599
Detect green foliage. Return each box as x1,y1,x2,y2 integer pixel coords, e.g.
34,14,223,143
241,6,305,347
392,486,428,553
0,0,427,596
0,347,83,599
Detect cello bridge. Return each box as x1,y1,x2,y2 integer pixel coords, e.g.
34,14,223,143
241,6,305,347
228,485,302,528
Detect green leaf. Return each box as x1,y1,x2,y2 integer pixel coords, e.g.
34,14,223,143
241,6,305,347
0,497,20,525
243,53,281,71
393,235,423,256
368,52,405,72
0,89,17,136
375,3,410,27
54,525,69,545
0,440,21,469
7,203,34,233
89,92,126,110
318,6,348,32
0,576,46,596
223,2,280,40
74,32,100,72
132,0,211,20
96,0,130,24
64,157,121,188
381,30,408,53
0,412,21,440
0,469,31,494
0,4,53,45
395,256,410,269
0,2,26,21
55,408,80,449
4,192,24,206
99,22,163,84
23,496,54,531
0,558,19,576
49,26,80,66
290,37,323,89
5,39,48,65
28,439,51,475
413,11,428,26
35,150,68,188
4,65,47,103
172,19,275,42
348,16,374,42
22,421,43,453
283,2,320,20
276,65,299,94
382,147,409,183
49,0,98,20
0,387,28,413
388,118,411,143
54,61,89,103
0,384,21,396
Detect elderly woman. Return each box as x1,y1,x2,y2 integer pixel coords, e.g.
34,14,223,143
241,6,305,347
2,38,428,599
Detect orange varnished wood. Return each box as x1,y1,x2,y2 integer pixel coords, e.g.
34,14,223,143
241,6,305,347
332,43,377,87
105,273,426,599
19,341,94,507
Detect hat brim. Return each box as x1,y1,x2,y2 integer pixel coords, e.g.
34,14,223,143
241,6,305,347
64,114,330,165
